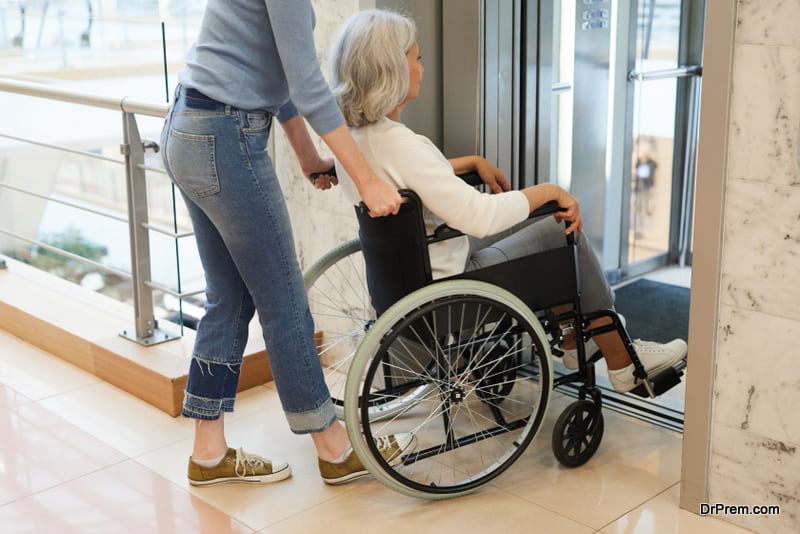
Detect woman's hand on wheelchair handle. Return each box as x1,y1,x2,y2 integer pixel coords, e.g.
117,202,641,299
360,177,403,217
304,159,338,190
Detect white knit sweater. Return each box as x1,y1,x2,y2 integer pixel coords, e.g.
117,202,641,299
337,117,530,279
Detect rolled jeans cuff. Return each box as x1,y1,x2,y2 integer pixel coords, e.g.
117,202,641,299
284,397,337,435
182,391,236,420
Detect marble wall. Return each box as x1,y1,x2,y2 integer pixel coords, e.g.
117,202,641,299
709,1,800,532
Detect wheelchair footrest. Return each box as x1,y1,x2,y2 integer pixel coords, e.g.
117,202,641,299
628,363,685,398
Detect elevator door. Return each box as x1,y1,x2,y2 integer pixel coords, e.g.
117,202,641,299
547,0,704,425
550,0,703,280
418,0,704,425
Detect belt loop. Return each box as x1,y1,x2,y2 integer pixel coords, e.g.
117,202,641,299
225,105,232,115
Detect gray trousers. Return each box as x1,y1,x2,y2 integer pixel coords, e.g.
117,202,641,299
466,216,615,313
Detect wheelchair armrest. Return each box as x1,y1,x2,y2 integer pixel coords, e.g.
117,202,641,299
529,200,561,219
429,223,463,244
430,199,564,245
457,172,484,187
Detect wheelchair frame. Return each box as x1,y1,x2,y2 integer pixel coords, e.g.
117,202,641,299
303,186,683,499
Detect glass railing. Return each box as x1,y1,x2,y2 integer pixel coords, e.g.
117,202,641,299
0,76,207,344
0,2,209,345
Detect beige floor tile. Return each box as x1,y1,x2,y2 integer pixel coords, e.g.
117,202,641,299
493,393,683,529
35,379,275,458
0,383,126,506
601,485,758,534
0,324,701,533
0,459,253,533
36,380,195,457
0,331,98,400
265,482,594,533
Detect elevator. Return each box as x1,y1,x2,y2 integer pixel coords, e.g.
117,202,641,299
373,0,704,427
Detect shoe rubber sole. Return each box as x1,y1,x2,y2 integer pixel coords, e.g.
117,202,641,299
189,465,292,486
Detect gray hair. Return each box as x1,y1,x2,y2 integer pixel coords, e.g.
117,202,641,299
329,10,417,128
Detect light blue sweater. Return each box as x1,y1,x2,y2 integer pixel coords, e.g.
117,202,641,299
178,0,344,136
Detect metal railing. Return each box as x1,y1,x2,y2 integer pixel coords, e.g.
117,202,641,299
0,76,198,346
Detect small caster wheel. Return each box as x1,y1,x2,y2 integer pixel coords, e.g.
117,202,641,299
552,399,604,467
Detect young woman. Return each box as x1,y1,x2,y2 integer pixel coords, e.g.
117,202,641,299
161,1,412,487
329,9,687,394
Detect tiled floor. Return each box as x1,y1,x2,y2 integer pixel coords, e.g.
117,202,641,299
0,326,756,534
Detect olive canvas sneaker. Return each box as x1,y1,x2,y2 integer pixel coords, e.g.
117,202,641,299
318,433,416,485
188,447,291,486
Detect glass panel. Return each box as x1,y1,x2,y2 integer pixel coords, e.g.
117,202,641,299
628,0,681,265
0,2,211,332
552,0,575,191
0,1,204,87
629,77,676,263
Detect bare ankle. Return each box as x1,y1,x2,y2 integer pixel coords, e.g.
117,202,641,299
193,417,228,460
312,421,350,462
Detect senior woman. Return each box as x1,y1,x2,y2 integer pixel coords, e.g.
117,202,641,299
328,9,687,393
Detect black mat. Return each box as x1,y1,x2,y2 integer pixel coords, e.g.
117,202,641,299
613,279,690,344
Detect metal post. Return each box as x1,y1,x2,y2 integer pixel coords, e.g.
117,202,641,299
119,112,177,346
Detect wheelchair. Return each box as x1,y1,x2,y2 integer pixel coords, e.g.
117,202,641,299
303,181,686,499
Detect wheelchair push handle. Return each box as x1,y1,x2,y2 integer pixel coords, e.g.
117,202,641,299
310,166,337,184
356,189,420,215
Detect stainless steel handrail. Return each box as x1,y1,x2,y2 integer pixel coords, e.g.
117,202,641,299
0,76,183,345
628,65,702,82
0,227,131,279
0,183,129,224
0,132,124,165
0,77,169,117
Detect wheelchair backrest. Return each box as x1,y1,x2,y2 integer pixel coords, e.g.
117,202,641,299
355,190,433,316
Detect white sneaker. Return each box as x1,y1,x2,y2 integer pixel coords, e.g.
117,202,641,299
560,338,598,370
560,314,626,369
607,338,688,393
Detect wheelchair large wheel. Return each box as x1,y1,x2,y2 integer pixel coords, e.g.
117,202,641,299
551,399,604,467
344,280,553,499
304,239,373,418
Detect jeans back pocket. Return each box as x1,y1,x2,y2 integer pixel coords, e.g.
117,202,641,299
166,128,221,199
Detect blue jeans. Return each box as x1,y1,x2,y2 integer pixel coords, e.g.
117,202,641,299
160,85,336,433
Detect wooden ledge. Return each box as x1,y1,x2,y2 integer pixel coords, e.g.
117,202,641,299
0,257,271,416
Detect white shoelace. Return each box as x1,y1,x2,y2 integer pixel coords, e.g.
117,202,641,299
234,448,267,477
374,435,394,452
